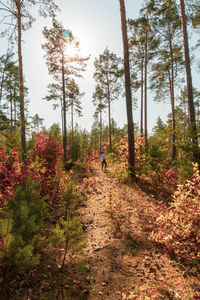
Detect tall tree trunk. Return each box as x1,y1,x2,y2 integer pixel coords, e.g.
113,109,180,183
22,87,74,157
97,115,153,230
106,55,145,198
169,39,177,160
107,85,112,152
61,51,67,165
0,53,8,105
10,89,14,135
100,99,102,152
61,98,64,137
0,67,5,105
180,0,199,162
197,102,200,127
71,102,74,162
119,0,135,177
183,98,187,141
144,29,148,153
16,0,26,162
140,58,144,136
14,91,16,135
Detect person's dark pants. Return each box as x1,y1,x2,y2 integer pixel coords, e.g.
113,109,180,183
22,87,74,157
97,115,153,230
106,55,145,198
102,159,107,170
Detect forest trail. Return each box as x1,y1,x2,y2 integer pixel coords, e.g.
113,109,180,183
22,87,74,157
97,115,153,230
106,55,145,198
75,164,197,300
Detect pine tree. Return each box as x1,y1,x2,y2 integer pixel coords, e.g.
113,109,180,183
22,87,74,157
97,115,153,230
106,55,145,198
92,85,106,152
42,19,89,165
93,47,122,153
187,0,200,28
148,0,184,161
66,79,84,162
0,179,47,278
29,114,44,133
128,16,159,148
179,0,199,163
119,0,135,177
0,0,58,162
0,53,28,151
90,120,100,150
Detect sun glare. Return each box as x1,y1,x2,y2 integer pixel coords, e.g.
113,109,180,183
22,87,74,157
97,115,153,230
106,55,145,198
63,24,92,58
65,43,78,58
78,37,92,57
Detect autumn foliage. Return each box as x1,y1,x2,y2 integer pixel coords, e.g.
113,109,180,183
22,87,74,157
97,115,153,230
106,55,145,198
152,163,200,264
112,135,145,179
148,167,178,203
0,132,74,279
34,132,63,166
32,132,67,203
0,132,66,208
112,134,199,265
0,147,28,207
116,134,145,167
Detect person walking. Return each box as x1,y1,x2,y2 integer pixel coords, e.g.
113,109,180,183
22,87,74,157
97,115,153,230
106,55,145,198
100,150,107,171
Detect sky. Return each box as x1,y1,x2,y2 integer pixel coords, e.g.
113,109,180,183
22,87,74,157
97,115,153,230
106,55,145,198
0,0,199,134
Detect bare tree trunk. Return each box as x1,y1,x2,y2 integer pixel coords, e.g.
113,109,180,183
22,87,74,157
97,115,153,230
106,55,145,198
0,53,8,105
100,99,102,152
71,102,74,162
180,0,199,162
0,66,5,105
16,0,26,162
140,58,144,136
61,97,64,137
169,39,177,161
107,85,112,152
10,90,13,128
144,29,148,153
14,91,16,135
183,98,187,141
61,51,67,165
119,0,135,177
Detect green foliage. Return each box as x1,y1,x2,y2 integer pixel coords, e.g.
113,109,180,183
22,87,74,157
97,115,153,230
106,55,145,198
93,47,123,152
147,133,169,170
29,113,44,133
176,152,193,180
51,212,84,250
0,53,23,153
147,111,198,178
128,15,159,92
67,127,81,162
0,218,13,255
189,0,200,28
66,80,84,161
0,179,47,274
93,48,122,99
109,160,129,182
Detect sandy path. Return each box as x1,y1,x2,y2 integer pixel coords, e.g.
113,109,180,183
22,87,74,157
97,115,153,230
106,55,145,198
77,166,198,300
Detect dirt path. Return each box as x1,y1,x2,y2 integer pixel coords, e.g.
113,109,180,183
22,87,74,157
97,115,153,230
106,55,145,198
77,165,198,299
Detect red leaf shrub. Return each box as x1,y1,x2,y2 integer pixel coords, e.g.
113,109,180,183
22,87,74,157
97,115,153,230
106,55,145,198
152,163,200,264
0,133,67,207
34,132,63,166
33,132,68,203
115,135,145,169
149,168,178,202
75,149,98,174
0,147,28,206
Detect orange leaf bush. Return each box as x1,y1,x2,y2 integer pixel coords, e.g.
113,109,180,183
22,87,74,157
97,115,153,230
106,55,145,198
152,163,200,264
148,167,178,203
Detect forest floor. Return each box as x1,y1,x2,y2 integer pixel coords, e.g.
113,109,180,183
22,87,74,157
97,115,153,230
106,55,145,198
68,162,199,300
7,161,200,300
